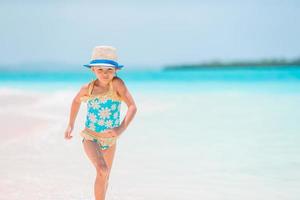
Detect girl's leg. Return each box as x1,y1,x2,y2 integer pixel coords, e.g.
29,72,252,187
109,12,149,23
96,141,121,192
100,143,117,195
82,139,109,200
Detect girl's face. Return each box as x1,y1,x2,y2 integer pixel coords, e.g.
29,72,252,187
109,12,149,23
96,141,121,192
91,66,116,84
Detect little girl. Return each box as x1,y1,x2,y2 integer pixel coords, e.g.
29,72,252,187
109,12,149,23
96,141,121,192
64,46,137,200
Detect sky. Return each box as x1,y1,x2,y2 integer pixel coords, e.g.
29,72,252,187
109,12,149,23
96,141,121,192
0,0,300,70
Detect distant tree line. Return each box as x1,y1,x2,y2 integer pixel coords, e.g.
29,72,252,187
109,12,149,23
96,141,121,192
164,57,300,70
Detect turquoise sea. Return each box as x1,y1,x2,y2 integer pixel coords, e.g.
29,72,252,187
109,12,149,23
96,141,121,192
1,67,300,93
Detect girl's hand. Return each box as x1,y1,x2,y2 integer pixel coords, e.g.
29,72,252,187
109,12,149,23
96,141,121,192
102,126,124,138
64,124,74,140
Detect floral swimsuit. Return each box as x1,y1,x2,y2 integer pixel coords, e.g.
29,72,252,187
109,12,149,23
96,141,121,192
80,79,123,150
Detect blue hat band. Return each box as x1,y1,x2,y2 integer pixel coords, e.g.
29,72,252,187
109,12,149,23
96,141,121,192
84,59,123,69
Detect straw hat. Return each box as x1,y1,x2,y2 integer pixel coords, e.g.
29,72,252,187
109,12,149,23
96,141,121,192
83,45,124,69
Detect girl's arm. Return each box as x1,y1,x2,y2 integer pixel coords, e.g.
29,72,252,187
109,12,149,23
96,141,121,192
112,77,137,136
64,84,89,140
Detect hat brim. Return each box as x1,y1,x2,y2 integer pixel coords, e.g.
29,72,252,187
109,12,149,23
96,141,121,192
83,63,124,69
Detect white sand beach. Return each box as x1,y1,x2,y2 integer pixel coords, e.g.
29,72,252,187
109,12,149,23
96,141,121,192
0,86,300,200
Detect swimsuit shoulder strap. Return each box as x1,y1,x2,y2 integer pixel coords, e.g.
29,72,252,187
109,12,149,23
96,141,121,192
109,80,114,91
108,78,123,101
88,79,96,95
85,79,122,101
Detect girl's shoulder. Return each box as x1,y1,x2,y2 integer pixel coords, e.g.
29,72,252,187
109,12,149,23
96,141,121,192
112,76,126,89
80,80,94,93
111,77,128,100
78,80,95,102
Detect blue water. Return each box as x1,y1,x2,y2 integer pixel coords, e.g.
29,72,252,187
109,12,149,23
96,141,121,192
1,67,300,93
